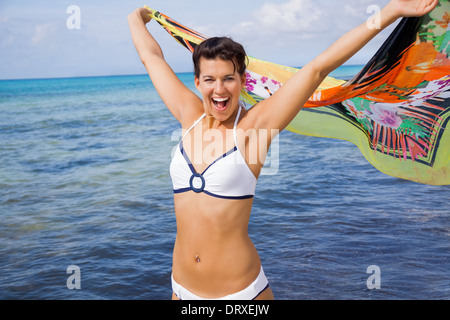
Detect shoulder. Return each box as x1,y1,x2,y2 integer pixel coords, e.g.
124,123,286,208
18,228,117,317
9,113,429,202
238,102,280,148
180,101,205,129
238,101,266,131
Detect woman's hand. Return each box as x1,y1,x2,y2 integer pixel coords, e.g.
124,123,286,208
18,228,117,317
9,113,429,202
139,7,152,24
388,0,439,18
128,7,152,25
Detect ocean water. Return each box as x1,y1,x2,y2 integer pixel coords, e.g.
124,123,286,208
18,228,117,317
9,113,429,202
0,70,448,300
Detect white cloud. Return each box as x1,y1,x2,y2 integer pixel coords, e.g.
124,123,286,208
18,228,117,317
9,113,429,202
230,0,325,43
253,0,324,33
31,22,57,45
231,0,390,41
195,0,395,67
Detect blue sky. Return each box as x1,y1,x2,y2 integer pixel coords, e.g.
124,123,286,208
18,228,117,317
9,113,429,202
0,0,393,79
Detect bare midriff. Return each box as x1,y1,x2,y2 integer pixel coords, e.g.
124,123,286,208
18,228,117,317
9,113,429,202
171,191,261,299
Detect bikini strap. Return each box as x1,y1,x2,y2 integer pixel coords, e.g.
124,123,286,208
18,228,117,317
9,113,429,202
233,105,243,149
181,113,206,140
182,104,242,143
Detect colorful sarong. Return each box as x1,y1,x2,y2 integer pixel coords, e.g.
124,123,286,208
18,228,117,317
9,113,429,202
144,2,450,185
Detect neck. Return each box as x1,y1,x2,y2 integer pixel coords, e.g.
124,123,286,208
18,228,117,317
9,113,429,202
204,106,240,130
204,115,220,130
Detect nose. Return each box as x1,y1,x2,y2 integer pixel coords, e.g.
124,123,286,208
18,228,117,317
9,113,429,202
214,80,226,95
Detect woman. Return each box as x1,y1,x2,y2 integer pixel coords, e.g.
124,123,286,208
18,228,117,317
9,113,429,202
128,0,438,300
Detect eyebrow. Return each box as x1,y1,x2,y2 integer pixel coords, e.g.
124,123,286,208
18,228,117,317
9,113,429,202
202,74,235,79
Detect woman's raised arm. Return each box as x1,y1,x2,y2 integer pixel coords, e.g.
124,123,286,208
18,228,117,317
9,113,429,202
251,0,439,133
128,8,201,123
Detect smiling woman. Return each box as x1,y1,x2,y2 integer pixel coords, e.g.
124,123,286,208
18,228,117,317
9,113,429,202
127,0,439,300
194,55,246,121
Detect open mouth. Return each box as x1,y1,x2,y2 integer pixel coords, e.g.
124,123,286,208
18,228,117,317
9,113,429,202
212,97,229,111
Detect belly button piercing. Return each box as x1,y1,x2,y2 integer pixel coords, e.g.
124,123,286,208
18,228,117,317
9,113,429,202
195,255,200,262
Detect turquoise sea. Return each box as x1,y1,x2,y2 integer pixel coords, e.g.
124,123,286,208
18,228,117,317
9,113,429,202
0,67,448,299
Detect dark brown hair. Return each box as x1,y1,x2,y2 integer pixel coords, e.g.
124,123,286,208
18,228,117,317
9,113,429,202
193,37,248,78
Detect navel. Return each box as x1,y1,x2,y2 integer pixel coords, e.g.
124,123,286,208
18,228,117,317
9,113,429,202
195,255,201,263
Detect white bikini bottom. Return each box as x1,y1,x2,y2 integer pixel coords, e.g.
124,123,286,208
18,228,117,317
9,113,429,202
171,266,269,300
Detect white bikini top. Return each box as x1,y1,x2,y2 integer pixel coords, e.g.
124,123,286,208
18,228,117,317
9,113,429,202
170,106,257,200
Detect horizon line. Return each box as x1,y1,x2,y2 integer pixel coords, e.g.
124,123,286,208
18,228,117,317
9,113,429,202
0,64,365,82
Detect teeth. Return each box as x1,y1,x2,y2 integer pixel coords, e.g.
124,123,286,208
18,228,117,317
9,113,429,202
213,97,229,102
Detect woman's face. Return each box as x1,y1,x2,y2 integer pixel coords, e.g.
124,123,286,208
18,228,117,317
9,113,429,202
195,57,246,122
